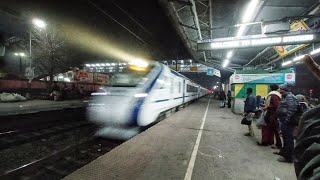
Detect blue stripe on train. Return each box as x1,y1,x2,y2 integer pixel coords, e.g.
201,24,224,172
131,64,164,125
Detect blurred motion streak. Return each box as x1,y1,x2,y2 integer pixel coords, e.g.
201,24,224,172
60,22,149,63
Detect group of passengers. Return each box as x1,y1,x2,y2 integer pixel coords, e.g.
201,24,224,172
243,83,312,163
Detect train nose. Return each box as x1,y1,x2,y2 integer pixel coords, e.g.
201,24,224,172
87,95,134,126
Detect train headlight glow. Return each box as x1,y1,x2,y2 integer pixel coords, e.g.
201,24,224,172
134,93,148,98
129,66,148,71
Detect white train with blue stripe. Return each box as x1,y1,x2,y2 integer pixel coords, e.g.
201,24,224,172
87,61,207,139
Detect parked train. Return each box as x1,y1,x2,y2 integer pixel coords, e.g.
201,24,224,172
87,61,207,139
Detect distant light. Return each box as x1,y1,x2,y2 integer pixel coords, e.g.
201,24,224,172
14,53,19,56
189,60,192,62
310,48,320,55
226,51,233,59
64,78,71,82
91,64,96,67
105,63,110,66
100,63,106,66
222,59,230,68
217,82,220,83
32,18,46,29
282,61,292,66
130,59,149,67
19,53,25,57
58,75,64,79
293,55,305,62
129,65,147,72
111,63,116,66
134,93,148,98
85,64,91,67
96,64,100,66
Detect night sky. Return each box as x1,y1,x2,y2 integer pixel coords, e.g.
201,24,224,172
1,0,191,62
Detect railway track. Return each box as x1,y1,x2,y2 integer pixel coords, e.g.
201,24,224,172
0,137,122,180
0,120,93,150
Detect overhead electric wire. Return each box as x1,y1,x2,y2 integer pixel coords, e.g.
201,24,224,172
87,0,151,47
111,1,153,37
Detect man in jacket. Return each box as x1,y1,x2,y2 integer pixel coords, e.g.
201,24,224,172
244,88,256,137
275,83,299,163
219,90,226,108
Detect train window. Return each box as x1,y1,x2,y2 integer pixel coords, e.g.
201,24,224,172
105,65,154,87
187,84,198,92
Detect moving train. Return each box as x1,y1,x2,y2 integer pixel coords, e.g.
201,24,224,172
87,61,207,139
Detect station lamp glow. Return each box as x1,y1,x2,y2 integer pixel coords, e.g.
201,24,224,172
226,51,233,59
222,59,230,68
310,48,320,55
282,61,292,66
293,55,305,62
242,0,259,23
85,64,91,67
32,18,46,29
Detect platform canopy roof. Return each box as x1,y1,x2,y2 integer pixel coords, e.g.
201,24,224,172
159,0,320,72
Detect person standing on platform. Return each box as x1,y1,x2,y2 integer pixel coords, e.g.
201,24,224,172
275,83,298,163
219,90,226,108
244,87,256,137
258,84,282,148
227,90,232,108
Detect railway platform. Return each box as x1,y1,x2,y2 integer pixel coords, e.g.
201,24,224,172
0,99,88,116
64,96,296,180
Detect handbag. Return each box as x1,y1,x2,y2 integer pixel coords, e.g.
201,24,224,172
256,110,267,128
241,116,252,125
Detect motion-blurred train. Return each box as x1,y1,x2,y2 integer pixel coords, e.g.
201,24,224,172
87,61,207,139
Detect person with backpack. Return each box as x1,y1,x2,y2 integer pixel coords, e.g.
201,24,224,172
274,83,299,163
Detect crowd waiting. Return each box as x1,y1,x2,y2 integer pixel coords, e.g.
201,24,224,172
242,83,313,163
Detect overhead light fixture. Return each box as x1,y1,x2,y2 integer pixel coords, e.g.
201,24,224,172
96,64,100,66
105,63,110,66
282,61,292,66
222,59,230,68
242,0,259,23
91,64,96,67
226,51,233,59
293,55,305,62
85,64,91,67
19,53,25,56
100,63,106,66
235,0,259,38
236,25,246,38
111,63,116,66
310,48,320,55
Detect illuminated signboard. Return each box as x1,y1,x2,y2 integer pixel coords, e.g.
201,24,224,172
274,20,310,58
197,31,320,50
